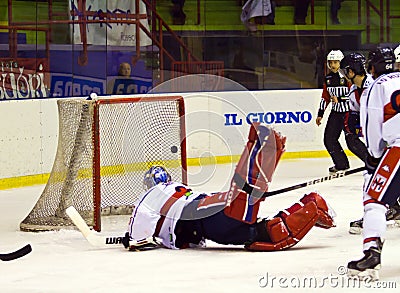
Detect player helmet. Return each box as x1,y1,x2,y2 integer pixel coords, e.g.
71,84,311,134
326,50,344,70
143,165,171,190
366,46,395,76
340,52,366,76
327,50,344,62
394,45,400,63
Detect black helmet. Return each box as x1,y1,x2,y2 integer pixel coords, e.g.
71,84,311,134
366,47,395,76
340,53,366,76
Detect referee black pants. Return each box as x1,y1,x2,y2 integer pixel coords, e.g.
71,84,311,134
324,111,349,170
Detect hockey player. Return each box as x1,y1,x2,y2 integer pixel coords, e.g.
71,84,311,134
340,52,400,234
316,50,351,174
340,52,371,163
347,47,400,281
124,123,336,251
394,44,400,71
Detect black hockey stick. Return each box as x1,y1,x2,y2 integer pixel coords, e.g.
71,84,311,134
0,244,32,261
234,166,365,198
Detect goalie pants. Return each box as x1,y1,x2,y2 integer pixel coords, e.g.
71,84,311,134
174,194,258,248
174,192,332,249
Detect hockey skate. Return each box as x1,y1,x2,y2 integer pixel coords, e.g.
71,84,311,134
347,239,383,281
328,166,349,175
349,201,400,234
349,218,363,235
386,199,400,222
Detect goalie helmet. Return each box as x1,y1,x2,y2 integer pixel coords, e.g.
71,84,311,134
366,46,395,76
340,52,366,76
143,166,171,190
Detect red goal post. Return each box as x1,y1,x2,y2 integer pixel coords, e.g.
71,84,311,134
20,95,187,232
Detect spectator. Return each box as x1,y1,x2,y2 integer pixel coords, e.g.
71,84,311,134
171,0,186,25
107,62,134,94
294,0,310,24
118,62,132,77
331,0,344,24
294,0,343,25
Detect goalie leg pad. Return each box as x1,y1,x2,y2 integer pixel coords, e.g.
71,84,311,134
234,123,286,195
266,217,290,242
224,187,261,224
245,201,318,251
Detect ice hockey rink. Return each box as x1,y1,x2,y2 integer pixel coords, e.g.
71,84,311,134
1,156,399,293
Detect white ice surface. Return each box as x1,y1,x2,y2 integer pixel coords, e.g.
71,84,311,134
1,157,399,292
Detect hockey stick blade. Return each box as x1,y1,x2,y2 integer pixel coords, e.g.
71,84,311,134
66,206,125,248
66,206,162,250
0,244,32,261
263,166,365,197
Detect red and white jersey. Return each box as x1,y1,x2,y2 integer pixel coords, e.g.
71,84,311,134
360,72,400,158
348,74,374,112
128,182,203,249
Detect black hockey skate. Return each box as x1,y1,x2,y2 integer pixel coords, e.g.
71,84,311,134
349,218,363,235
347,238,383,281
328,166,349,175
386,199,400,222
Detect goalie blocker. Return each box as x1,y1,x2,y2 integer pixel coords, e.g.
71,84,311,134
126,123,336,251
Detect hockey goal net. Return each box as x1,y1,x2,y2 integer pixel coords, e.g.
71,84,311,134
20,96,187,232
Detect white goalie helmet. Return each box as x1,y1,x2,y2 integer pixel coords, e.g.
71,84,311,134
143,165,171,190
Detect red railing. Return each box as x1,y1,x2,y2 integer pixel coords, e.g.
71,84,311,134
364,0,400,43
366,0,384,43
386,0,400,41
4,0,224,84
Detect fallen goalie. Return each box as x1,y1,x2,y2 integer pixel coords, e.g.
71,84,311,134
124,123,336,251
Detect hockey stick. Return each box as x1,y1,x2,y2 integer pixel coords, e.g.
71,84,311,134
66,206,161,249
66,206,124,248
263,166,366,197
0,244,32,261
234,166,365,198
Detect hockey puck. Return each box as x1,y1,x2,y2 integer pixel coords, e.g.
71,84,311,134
171,146,178,153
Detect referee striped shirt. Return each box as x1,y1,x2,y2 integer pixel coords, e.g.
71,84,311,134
318,71,350,117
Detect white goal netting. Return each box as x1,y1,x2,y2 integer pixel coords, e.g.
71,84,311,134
20,96,186,232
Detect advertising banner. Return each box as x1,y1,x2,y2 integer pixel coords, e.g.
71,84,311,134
69,0,152,46
0,58,50,99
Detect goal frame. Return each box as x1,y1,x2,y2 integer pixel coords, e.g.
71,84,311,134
20,95,187,232
92,96,187,231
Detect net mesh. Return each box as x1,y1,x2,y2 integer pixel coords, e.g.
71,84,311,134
20,96,185,231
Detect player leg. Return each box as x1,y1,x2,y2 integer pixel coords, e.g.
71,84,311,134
245,192,336,251
349,196,400,235
347,197,386,281
176,192,335,250
224,122,286,224
347,147,400,280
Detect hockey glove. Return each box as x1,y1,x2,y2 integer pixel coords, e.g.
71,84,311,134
346,111,362,136
365,154,381,174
